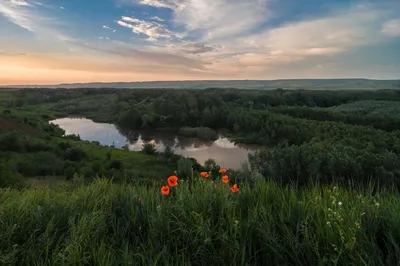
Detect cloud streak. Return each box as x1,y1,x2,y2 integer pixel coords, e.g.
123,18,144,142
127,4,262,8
381,19,400,37
117,16,182,41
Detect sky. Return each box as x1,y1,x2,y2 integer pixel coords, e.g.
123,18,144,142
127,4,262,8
0,0,399,85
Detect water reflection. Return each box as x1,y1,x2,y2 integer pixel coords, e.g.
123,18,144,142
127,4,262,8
51,118,257,169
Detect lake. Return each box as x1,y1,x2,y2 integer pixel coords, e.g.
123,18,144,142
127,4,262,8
50,118,258,169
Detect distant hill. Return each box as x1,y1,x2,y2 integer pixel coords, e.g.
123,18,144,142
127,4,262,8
1,79,399,90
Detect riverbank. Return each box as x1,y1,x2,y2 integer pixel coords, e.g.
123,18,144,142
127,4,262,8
51,117,257,169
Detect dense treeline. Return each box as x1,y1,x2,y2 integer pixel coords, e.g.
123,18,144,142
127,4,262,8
5,88,400,187
269,105,400,132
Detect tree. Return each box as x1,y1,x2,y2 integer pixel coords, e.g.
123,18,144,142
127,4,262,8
2,109,11,116
142,143,156,155
64,147,86,161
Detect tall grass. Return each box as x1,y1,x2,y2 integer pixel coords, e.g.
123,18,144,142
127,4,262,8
0,177,399,265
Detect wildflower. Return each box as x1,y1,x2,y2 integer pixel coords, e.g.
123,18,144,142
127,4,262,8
214,184,217,189
161,185,170,195
200,172,209,178
326,221,331,227
338,202,342,206
230,184,239,193
219,168,227,174
168,175,178,187
222,175,229,183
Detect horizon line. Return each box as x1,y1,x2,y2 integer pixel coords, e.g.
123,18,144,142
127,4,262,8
1,78,400,87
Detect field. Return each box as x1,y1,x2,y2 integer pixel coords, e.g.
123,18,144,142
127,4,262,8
1,87,400,265
1,178,399,265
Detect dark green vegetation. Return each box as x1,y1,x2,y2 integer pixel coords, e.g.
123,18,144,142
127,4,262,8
0,103,185,188
2,87,400,265
1,178,400,265
178,127,218,140
7,87,400,188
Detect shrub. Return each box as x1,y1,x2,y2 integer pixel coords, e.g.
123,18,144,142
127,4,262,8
142,143,157,155
177,157,193,179
64,147,86,161
109,160,122,170
0,163,24,188
163,145,174,158
64,166,76,180
17,152,64,176
178,127,218,140
0,133,25,152
65,134,81,141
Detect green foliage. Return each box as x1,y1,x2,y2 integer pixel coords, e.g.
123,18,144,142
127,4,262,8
0,163,24,188
142,143,157,155
0,178,399,265
177,157,193,179
108,160,123,170
0,133,25,152
178,127,218,140
64,147,86,161
163,145,174,158
64,134,81,141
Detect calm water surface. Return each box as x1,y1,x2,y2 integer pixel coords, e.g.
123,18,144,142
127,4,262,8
51,118,258,169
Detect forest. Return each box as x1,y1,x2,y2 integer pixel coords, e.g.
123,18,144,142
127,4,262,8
5,87,400,187
1,87,400,265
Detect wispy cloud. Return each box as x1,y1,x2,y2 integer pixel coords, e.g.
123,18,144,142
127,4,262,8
117,16,182,41
381,19,400,37
0,0,37,31
136,0,269,40
0,0,65,39
150,16,164,22
137,0,175,9
9,0,30,6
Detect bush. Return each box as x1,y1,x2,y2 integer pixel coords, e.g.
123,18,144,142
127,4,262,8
109,160,122,170
17,152,64,176
25,140,52,152
64,147,86,161
142,143,157,155
178,127,218,140
163,145,174,158
57,142,72,151
0,163,24,188
65,134,81,141
0,133,25,152
64,166,76,180
177,157,193,179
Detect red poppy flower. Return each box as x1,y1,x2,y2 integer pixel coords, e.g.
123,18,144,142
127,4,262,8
168,175,178,187
221,175,229,184
161,185,170,195
200,172,209,178
230,184,239,193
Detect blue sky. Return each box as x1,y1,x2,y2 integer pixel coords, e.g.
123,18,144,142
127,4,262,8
0,0,399,84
